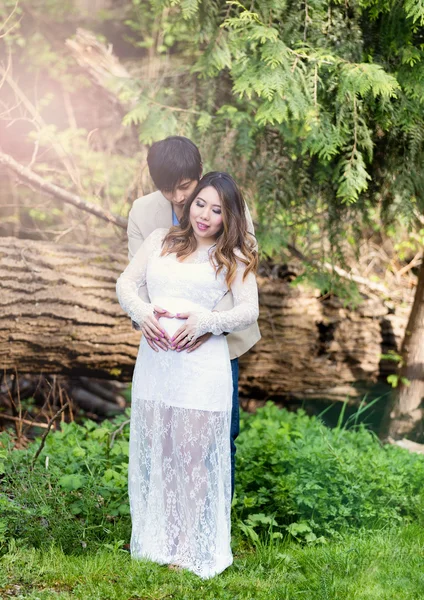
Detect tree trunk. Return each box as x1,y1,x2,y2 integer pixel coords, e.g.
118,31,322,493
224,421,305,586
1,237,409,402
238,278,408,403
0,236,139,379
383,260,424,439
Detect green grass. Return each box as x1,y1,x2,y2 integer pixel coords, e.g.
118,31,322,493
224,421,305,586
2,404,424,598
1,525,424,599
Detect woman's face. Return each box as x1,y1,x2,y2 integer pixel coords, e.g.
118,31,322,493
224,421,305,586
189,185,223,244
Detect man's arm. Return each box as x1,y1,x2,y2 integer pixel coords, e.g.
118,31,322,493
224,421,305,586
127,206,150,304
127,206,144,261
127,205,169,350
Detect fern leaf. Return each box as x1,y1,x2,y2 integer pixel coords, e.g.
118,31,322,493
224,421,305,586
336,149,371,203
340,63,400,100
405,0,424,25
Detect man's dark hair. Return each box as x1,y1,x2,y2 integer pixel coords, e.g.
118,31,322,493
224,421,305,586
147,136,202,192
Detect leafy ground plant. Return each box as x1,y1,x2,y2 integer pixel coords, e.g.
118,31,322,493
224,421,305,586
2,402,424,554
0,413,132,553
235,403,424,542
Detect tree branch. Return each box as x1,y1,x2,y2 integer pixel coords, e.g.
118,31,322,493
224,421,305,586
0,63,82,189
0,151,127,229
31,401,70,469
0,414,49,429
287,243,389,295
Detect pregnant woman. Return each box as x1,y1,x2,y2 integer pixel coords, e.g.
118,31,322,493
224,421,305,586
116,172,259,578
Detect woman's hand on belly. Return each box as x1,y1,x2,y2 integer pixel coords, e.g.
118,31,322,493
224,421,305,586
184,332,213,353
142,306,175,352
153,306,175,320
157,315,213,353
170,311,214,352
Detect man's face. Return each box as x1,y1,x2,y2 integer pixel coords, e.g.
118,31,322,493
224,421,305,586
162,178,199,208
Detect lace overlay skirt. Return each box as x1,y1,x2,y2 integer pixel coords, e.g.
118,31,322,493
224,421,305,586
129,310,233,579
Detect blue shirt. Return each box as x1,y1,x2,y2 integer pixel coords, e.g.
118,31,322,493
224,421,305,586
172,208,180,226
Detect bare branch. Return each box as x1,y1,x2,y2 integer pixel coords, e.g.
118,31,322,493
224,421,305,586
31,402,70,469
0,0,20,37
396,252,422,278
65,29,206,118
142,95,210,117
0,150,127,229
0,63,82,189
287,243,390,295
0,48,12,92
0,414,49,429
322,260,388,294
110,419,130,448
0,16,21,39
65,28,134,112
27,140,40,170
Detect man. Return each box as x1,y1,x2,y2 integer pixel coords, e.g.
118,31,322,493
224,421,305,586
127,136,261,497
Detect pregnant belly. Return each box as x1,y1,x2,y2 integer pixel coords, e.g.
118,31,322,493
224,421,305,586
152,296,206,339
137,297,230,411
158,316,184,338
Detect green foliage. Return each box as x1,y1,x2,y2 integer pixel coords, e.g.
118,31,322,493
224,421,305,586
3,0,424,280
393,228,424,260
405,0,424,25
380,352,412,388
0,416,132,553
123,99,179,144
294,268,364,308
387,374,411,388
118,0,424,269
2,412,424,598
2,403,424,556
235,403,424,542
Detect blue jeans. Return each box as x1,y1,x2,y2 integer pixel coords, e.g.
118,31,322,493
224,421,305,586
230,358,239,499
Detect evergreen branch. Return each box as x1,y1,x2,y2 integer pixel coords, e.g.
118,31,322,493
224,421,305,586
405,0,424,25
140,95,208,116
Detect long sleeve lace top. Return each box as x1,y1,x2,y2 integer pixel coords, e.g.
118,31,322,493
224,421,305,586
116,228,259,340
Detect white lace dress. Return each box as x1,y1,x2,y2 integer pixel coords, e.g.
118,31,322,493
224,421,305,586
116,228,259,579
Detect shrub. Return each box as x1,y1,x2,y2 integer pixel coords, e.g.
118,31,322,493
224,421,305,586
2,403,424,553
235,403,424,542
0,414,131,554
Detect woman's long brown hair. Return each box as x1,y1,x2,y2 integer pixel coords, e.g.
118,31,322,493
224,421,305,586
160,172,258,288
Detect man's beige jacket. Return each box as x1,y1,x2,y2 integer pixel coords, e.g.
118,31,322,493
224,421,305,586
127,190,261,360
